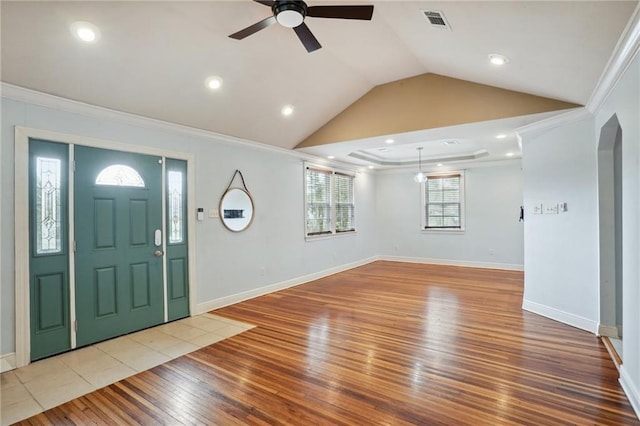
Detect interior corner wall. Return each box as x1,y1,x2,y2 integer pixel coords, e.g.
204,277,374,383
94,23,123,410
0,96,378,356
376,163,524,269
520,116,599,331
595,54,640,415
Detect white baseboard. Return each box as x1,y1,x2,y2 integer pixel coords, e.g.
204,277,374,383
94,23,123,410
522,299,598,333
379,255,524,271
620,365,640,421
195,257,378,314
598,324,620,338
1,353,16,373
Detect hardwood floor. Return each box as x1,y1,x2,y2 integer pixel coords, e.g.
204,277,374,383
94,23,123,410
17,261,639,425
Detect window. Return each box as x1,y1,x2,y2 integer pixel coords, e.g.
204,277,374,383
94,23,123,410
35,157,62,254
423,172,464,230
334,173,355,233
305,165,356,237
167,170,184,244
95,164,145,187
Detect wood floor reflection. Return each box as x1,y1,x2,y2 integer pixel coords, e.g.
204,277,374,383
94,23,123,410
18,261,639,425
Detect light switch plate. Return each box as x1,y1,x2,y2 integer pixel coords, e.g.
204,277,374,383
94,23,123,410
544,204,559,215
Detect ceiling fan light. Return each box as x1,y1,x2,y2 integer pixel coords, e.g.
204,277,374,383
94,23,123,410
277,10,304,28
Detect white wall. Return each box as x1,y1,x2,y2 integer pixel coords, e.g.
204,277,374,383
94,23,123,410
520,115,600,331
376,164,524,269
0,94,378,356
520,53,640,416
595,55,640,416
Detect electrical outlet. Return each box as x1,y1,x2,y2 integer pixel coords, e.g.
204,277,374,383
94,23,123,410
533,204,543,215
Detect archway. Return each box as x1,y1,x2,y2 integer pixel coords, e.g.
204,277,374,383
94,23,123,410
597,114,623,359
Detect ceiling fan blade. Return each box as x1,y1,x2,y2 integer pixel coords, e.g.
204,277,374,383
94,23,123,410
293,23,322,53
229,16,277,40
253,0,275,6
306,5,374,20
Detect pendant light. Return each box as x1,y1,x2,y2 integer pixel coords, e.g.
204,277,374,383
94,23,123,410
414,147,426,183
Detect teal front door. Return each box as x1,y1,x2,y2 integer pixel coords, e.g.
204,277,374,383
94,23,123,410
74,146,164,347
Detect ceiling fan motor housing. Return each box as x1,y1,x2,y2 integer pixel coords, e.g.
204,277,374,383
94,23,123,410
273,1,307,28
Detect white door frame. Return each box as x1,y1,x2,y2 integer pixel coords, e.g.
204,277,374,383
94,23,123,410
14,126,197,368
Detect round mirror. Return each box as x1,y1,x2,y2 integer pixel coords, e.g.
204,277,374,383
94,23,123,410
219,188,254,232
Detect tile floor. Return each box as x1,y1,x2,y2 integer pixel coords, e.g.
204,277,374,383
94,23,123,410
0,313,254,426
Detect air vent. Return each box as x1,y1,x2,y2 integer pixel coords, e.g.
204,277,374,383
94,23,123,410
422,10,451,30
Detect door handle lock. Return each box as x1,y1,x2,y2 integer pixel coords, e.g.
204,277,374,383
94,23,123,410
154,250,164,257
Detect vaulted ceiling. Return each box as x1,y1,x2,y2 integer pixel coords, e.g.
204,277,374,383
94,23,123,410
1,1,637,167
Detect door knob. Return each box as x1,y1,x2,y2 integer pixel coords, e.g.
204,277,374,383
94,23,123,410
154,250,164,257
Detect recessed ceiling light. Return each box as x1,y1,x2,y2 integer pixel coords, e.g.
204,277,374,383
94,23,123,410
506,152,515,157
496,134,507,139
443,140,459,146
368,165,375,169
437,163,444,167
327,155,335,159
488,53,509,66
205,76,223,90
385,139,395,144
70,21,100,43
281,105,294,117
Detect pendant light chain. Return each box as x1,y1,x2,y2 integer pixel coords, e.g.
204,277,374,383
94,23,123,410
414,147,426,183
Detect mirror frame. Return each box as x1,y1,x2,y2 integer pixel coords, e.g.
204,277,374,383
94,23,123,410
219,187,255,232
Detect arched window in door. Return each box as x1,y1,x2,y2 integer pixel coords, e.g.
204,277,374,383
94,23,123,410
95,164,145,187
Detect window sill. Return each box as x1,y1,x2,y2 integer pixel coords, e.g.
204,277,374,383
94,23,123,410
421,228,465,234
305,230,357,242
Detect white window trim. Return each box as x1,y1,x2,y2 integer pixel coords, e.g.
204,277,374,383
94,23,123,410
304,162,357,240
421,170,466,233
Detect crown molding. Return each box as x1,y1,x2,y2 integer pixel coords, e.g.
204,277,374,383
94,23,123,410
515,107,592,141
587,3,640,114
0,82,323,162
376,157,521,176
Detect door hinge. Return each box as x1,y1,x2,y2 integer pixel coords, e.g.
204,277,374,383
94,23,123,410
73,320,78,332
73,160,76,172
73,240,77,252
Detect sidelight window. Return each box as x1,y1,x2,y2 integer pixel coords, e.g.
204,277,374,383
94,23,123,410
35,157,62,254
167,170,184,243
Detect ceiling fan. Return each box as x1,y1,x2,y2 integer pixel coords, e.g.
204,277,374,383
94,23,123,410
229,0,374,53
